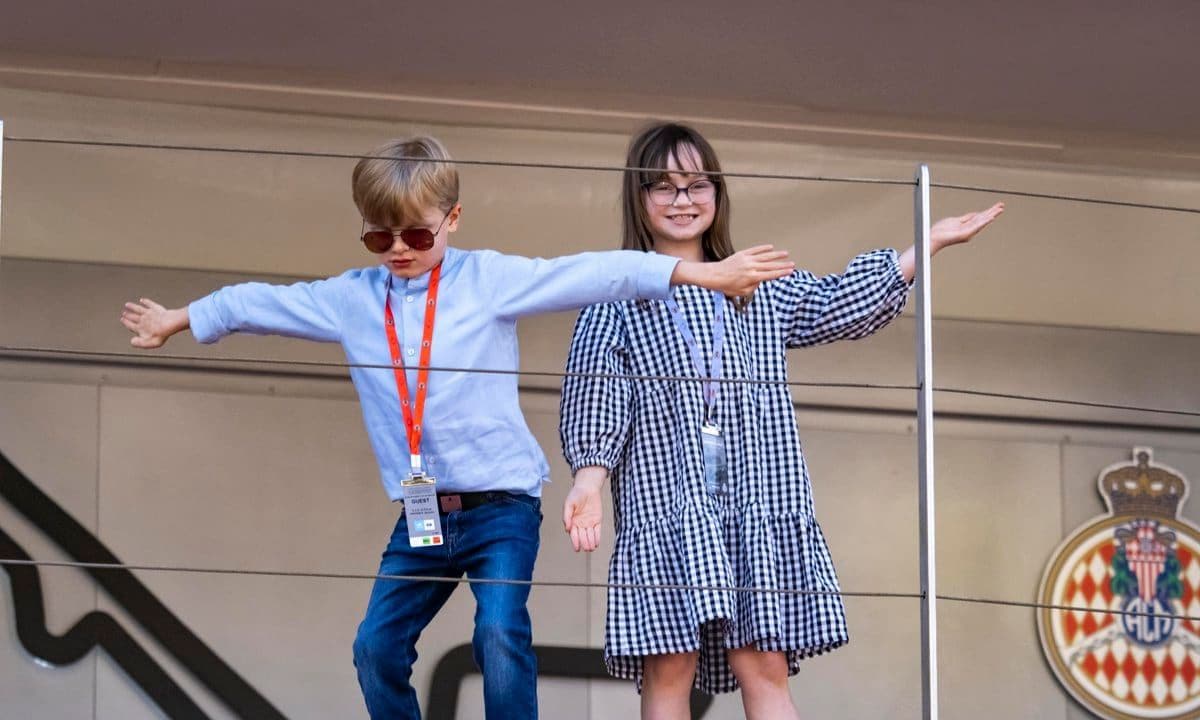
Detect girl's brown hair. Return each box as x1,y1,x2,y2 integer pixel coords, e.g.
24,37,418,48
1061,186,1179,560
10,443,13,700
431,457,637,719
621,123,733,262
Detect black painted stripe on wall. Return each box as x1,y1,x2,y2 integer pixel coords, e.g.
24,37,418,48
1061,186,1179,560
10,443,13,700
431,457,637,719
0,526,209,718
0,451,286,719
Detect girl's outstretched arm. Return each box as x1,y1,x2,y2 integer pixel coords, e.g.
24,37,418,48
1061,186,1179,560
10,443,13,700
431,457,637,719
771,202,1005,348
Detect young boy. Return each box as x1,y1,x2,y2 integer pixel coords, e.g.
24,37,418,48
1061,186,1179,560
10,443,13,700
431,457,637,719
120,135,793,719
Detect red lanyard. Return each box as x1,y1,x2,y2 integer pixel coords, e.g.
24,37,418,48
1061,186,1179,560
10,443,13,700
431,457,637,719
384,263,441,471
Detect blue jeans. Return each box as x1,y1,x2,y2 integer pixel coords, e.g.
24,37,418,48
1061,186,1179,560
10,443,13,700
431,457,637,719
353,493,542,719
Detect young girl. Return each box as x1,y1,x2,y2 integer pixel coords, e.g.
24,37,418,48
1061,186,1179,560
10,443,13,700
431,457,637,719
559,123,1003,719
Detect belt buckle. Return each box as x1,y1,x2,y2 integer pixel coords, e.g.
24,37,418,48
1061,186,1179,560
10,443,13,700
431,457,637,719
438,494,463,513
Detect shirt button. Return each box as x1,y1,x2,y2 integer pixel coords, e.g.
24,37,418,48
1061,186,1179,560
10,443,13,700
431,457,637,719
407,348,416,357
406,296,415,303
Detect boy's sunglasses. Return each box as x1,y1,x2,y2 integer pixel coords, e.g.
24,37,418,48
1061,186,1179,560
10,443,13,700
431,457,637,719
360,207,453,253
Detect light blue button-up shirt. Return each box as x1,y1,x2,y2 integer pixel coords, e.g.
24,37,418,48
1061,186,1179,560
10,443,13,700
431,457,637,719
188,247,678,500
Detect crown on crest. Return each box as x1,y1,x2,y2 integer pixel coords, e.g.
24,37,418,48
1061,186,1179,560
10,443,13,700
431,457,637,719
1100,447,1187,518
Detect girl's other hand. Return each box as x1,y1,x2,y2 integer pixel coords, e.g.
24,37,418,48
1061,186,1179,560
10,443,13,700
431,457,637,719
563,470,606,553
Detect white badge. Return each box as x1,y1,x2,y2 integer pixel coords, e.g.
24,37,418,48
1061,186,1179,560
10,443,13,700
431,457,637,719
401,473,444,547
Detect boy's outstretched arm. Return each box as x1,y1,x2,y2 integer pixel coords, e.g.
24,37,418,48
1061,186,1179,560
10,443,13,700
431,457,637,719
490,245,794,320
121,299,189,349
122,276,347,349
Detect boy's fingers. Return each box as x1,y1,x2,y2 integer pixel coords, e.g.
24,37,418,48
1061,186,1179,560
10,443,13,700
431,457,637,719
753,251,791,265
120,316,139,332
124,302,145,314
140,298,165,311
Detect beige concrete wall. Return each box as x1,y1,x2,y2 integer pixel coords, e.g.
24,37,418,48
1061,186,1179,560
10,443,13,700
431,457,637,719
1,86,1198,334
2,86,1199,719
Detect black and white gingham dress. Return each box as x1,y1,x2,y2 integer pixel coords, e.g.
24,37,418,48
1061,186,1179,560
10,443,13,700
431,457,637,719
560,249,911,694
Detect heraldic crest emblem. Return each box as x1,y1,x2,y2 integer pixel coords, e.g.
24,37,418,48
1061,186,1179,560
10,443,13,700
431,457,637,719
1038,448,1200,719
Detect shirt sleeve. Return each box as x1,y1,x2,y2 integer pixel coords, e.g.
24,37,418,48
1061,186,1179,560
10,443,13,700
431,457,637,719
768,249,912,349
187,274,350,344
559,302,634,474
485,250,678,320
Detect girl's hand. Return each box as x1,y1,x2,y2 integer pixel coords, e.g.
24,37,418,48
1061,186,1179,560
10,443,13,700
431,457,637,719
121,299,188,349
674,245,794,296
899,202,1005,281
563,470,606,553
930,202,1005,253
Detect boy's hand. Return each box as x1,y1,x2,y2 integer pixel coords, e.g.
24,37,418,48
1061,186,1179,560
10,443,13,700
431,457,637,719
563,470,606,553
121,299,188,349
676,245,794,296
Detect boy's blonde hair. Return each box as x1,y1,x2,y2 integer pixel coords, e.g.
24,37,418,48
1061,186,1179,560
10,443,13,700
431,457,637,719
352,136,460,227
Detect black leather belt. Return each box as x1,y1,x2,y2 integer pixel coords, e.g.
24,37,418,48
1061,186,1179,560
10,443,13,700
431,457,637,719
399,491,513,515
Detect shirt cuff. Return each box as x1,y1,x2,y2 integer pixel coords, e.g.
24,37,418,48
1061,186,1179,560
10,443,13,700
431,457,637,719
569,456,617,475
186,296,223,344
636,252,679,300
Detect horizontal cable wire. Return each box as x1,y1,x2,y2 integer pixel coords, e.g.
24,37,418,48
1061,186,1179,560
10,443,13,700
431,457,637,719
936,593,1200,624
934,386,1200,419
0,345,917,392
932,181,1200,216
4,557,1197,623
0,557,913,600
3,136,912,187
9,136,1200,214
3,345,1198,419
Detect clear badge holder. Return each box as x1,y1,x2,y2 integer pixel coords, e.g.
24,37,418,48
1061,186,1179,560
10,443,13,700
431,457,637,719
701,424,728,496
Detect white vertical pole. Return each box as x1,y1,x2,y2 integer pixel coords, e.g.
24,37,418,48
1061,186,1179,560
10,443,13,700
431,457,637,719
914,163,939,720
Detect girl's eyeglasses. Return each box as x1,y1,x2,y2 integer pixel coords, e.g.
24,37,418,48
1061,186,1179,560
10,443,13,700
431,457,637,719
360,207,452,253
642,179,718,207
